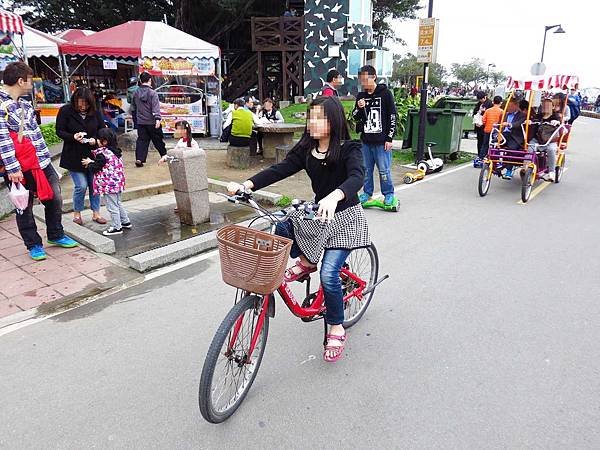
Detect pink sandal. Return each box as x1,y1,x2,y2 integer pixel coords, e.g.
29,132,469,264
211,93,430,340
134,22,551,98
283,260,317,282
323,333,347,363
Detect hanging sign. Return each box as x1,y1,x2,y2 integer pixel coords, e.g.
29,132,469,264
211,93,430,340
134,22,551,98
103,60,118,70
416,18,439,63
139,57,216,76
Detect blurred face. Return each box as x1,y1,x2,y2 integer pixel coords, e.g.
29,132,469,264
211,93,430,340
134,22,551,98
17,76,33,95
506,101,518,113
245,100,253,109
308,105,330,139
263,100,273,111
333,75,344,88
76,98,89,113
174,125,186,139
358,73,376,91
541,101,553,115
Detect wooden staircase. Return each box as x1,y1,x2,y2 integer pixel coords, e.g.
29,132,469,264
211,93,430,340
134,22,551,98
223,53,258,101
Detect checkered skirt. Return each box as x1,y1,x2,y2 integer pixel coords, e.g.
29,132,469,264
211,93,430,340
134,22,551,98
290,204,371,264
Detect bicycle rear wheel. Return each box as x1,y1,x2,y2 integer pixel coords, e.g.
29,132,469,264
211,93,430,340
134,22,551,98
199,294,269,423
342,243,379,328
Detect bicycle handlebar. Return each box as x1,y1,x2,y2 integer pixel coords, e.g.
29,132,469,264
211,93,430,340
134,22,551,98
218,190,321,225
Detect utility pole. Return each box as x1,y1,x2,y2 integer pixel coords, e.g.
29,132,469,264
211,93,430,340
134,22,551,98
415,0,434,163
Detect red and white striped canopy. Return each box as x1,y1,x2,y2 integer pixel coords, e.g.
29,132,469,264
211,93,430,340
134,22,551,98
0,10,24,34
506,75,579,91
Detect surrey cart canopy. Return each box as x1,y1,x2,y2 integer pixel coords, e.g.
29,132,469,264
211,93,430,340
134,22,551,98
59,21,220,60
506,74,580,91
0,10,24,34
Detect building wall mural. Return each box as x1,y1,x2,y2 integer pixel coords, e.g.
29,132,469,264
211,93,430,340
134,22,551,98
303,0,375,97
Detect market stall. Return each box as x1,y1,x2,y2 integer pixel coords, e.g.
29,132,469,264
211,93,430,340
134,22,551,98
0,9,25,70
60,21,222,136
21,26,68,121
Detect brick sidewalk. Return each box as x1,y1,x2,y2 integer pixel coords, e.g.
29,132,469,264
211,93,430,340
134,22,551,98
0,215,138,320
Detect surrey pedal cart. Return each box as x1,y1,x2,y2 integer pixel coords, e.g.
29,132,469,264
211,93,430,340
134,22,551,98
477,74,576,203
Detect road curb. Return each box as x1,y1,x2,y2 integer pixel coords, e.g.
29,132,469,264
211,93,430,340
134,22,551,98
0,273,145,333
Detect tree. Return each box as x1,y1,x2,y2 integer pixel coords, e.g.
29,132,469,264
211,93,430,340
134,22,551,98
372,0,421,42
3,0,177,32
391,53,446,88
489,70,507,88
450,58,487,90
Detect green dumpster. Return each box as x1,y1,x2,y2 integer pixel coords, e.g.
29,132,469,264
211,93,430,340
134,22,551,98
404,108,467,158
433,96,478,137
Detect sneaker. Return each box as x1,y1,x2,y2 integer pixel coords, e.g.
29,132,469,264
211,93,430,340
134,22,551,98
103,227,123,236
473,158,483,168
542,172,555,182
135,160,144,167
121,222,133,229
47,236,79,248
384,194,396,206
29,245,47,261
358,192,371,203
502,167,514,180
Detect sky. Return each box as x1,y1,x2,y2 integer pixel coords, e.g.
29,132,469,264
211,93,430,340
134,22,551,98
390,0,598,88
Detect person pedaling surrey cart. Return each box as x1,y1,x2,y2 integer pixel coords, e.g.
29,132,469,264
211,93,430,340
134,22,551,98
198,190,389,423
477,74,576,203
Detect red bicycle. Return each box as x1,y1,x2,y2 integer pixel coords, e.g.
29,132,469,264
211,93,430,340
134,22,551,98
198,191,387,423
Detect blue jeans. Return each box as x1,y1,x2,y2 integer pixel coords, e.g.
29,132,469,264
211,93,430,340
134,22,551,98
361,142,394,196
70,171,100,213
276,220,350,325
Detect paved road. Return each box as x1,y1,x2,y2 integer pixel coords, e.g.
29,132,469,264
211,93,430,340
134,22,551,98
1,117,599,448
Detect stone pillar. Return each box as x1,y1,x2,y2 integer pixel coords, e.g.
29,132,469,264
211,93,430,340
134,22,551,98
167,147,209,225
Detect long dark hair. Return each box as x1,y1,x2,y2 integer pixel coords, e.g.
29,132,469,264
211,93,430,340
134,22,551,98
71,87,96,114
175,120,192,147
97,128,118,150
291,96,350,166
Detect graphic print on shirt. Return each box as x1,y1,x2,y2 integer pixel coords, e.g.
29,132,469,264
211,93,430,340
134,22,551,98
364,97,382,134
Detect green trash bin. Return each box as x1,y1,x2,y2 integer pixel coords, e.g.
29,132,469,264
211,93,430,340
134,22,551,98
433,96,478,137
407,108,467,158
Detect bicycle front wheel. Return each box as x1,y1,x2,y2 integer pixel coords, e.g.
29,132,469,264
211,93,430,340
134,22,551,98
342,243,379,328
199,294,269,423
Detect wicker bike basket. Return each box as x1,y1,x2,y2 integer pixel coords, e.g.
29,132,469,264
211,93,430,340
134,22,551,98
217,225,293,295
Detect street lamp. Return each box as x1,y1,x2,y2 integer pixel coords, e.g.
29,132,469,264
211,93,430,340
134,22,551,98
540,24,565,63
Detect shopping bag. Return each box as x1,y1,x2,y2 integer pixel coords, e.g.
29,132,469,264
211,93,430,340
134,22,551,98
8,181,29,214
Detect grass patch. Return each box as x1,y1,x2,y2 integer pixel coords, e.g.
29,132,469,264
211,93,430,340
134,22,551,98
392,150,415,165
276,195,292,208
40,123,62,146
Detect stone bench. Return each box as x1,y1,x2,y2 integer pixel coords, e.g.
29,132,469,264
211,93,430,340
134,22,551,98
275,144,293,163
226,144,251,169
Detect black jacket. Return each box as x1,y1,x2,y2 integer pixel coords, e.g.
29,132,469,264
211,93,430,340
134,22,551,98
503,110,527,149
57,104,106,172
249,141,364,212
352,84,397,144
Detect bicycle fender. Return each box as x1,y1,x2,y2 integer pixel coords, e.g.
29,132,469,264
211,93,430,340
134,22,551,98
268,294,276,318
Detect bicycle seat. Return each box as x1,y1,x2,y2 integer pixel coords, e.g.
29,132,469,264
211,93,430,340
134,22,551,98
426,141,437,147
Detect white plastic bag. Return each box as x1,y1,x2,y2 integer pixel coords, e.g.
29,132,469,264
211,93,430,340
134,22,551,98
8,182,29,214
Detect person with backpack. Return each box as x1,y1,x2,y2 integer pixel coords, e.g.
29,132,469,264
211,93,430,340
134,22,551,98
81,128,131,236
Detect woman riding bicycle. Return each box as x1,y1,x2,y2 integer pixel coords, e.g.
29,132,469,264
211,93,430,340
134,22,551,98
227,96,370,363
